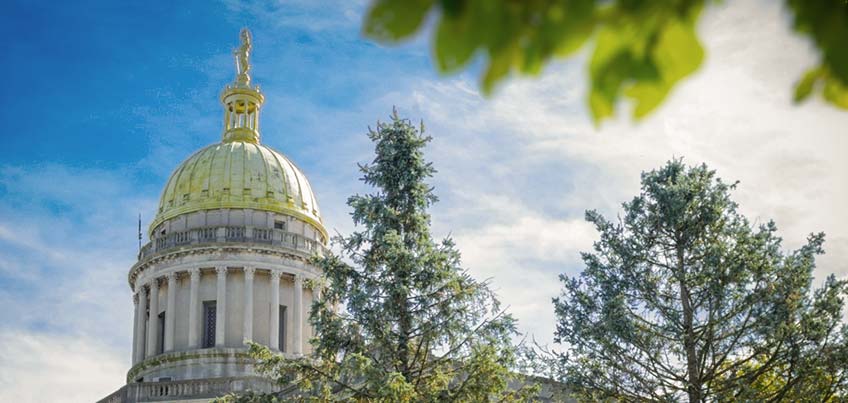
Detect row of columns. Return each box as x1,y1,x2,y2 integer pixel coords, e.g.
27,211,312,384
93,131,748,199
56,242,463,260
131,267,307,365
224,101,260,132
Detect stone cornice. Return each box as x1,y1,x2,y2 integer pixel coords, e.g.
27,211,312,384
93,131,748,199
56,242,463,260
126,347,255,382
128,243,316,289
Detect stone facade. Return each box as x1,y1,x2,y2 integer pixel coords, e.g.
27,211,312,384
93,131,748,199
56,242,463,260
97,207,325,402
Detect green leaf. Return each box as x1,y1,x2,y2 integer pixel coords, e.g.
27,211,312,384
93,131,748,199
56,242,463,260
550,1,596,58
588,25,642,123
434,12,476,72
794,67,822,103
628,16,704,119
785,0,848,111
589,87,615,123
822,74,848,108
482,44,517,95
793,65,848,110
363,0,435,42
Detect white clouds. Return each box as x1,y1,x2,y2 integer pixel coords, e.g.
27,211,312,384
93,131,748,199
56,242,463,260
361,0,848,345
0,164,142,402
0,330,126,403
0,1,845,401
221,0,366,33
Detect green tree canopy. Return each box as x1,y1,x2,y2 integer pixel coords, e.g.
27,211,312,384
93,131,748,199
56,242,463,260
219,110,537,402
363,0,848,123
553,160,848,401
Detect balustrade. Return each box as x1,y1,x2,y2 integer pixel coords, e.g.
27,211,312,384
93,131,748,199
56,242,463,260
99,377,275,402
137,225,325,260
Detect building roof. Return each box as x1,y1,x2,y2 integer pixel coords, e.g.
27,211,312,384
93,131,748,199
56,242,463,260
150,140,324,238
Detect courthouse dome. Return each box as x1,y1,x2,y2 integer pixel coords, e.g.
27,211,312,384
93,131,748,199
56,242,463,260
150,141,323,236
149,28,324,238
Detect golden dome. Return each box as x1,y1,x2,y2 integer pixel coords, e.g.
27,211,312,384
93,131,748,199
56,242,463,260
149,141,324,238
149,29,325,239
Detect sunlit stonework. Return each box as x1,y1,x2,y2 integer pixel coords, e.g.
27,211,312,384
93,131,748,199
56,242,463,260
100,29,327,403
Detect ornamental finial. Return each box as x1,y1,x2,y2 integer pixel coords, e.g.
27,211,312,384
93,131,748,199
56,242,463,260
234,28,252,85
221,28,264,144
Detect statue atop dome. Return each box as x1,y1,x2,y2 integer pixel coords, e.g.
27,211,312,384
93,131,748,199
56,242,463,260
221,28,264,144
234,28,252,85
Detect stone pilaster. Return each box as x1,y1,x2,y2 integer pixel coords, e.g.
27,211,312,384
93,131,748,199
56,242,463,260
134,286,147,363
215,266,227,347
188,268,200,349
146,279,160,357
269,270,281,351
131,292,139,364
243,267,255,342
164,273,177,352
293,274,303,356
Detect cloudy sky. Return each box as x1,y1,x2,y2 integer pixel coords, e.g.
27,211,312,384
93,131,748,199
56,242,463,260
0,0,845,401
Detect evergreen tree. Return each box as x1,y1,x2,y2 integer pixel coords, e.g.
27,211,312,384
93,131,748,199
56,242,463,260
553,160,848,402
223,110,537,402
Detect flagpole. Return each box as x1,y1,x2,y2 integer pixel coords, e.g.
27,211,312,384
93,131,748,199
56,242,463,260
138,213,142,252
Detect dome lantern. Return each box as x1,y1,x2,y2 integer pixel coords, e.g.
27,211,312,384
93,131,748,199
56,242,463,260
221,28,264,144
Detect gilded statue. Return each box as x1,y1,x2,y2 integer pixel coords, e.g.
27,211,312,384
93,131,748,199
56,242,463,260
234,28,252,84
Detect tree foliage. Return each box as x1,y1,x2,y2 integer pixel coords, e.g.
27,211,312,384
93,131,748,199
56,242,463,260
553,160,848,402
363,0,848,123
219,110,537,402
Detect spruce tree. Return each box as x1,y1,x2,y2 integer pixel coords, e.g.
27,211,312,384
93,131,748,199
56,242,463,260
226,110,537,402
554,160,848,402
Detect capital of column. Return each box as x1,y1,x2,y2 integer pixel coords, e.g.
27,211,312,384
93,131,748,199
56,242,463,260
166,272,177,282
294,273,303,286
270,269,282,280
149,277,160,290
189,267,200,279
244,266,255,279
133,292,139,305
216,266,228,277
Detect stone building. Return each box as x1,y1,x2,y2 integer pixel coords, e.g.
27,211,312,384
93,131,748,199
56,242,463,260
99,29,327,402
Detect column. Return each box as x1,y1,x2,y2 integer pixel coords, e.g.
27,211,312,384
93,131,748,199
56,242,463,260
146,279,159,357
293,274,303,356
188,268,200,349
243,267,255,342
310,279,320,348
164,273,177,352
269,270,281,351
215,266,227,347
131,293,139,364
134,286,147,363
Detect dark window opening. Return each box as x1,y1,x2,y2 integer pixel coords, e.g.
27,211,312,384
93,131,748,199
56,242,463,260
274,220,286,230
279,305,287,352
158,312,165,354
203,301,217,348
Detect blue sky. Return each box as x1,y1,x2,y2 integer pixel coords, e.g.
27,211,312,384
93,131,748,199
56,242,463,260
1,1,847,401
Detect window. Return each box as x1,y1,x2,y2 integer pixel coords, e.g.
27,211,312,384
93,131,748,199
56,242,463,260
158,312,165,354
274,220,286,230
278,305,287,352
203,301,216,348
